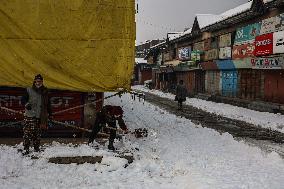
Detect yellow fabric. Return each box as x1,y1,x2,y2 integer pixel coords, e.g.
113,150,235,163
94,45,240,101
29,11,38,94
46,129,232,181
0,0,135,92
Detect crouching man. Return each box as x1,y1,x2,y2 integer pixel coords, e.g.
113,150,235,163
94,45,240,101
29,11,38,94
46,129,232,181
21,74,52,155
88,105,128,150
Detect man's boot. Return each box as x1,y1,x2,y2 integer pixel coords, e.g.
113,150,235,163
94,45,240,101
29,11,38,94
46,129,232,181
22,147,29,155
34,146,40,152
108,141,115,151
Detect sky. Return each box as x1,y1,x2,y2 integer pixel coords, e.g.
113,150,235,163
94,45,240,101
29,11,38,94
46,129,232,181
136,0,248,44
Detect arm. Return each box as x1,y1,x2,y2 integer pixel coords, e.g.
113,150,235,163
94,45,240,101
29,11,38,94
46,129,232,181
21,89,32,110
175,85,178,95
117,116,127,131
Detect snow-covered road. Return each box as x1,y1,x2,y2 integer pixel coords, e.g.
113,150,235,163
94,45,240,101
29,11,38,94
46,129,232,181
0,93,284,189
132,85,284,134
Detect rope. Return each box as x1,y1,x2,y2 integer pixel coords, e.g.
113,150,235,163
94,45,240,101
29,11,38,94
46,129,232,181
0,90,145,117
0,91,125,116
0,120,24,128
0,106,24,115
51,120,111,137
51,120,92,133
0,90,146,135
52,91,124,115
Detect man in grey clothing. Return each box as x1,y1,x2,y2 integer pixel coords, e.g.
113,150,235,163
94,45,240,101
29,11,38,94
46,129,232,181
175,80,188,110
21,74,52,155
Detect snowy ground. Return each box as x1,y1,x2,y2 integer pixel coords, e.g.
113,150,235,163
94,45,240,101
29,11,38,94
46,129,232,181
1,93,284,188
132,85,284,134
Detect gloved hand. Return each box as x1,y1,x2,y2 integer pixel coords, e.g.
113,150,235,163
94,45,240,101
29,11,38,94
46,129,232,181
25,103,32,110
123,128,129,134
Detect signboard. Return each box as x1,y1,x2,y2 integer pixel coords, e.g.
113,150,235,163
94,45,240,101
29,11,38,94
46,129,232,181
178,47,191,60
219,33,232,48
0,89,25,121
254,33,273,56
275,13,284,32
193,41,205,51
260,16,277,35
0,88,83,129
191,50,201,62
259,13,284,34
219,47,232,59
251,56,284,69
273,30,284,54
234,23,261,45
232,43,255,59
205,49,218,61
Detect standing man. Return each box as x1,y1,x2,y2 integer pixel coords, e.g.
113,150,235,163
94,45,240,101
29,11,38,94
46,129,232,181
21,74,52,155
88,105,128,151
175,80,188,110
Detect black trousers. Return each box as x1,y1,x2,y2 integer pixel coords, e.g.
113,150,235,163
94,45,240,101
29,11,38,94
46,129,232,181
88,122,116,146
178,99,183,109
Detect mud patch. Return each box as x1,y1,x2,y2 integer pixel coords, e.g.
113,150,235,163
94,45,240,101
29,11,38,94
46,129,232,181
48,155,134,165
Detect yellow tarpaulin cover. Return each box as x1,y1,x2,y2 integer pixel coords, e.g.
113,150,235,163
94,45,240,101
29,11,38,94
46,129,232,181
0,0,135,92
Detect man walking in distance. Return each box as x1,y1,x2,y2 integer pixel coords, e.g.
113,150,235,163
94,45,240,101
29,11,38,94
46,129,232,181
175,80,188,110
21,74,52,155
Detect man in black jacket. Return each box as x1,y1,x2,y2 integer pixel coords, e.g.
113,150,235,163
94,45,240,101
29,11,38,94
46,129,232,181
175,80,188,110
88,105,128,150
21,74,52,155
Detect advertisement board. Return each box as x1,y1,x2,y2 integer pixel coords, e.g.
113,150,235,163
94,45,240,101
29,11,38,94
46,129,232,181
178,47,191,60
251,56,284,69
219,47,232,59
273,31,284,54
254,33,273,56
219,33,232,48
234,23,261,45
260,16,277,35
205,49,218,61
0,88,84,132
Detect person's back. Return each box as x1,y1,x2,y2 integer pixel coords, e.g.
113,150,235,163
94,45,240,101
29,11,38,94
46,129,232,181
88,105,127,150
175,80,187,110
176,83,187,101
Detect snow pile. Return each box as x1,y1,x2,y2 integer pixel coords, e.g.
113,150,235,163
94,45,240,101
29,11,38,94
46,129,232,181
220,1,253,20
196,14,223,29
167,32,184,41
132,85,284,133
0,93,284,188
